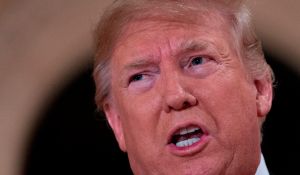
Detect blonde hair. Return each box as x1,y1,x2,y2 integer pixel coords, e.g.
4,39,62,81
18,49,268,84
93,0,274,110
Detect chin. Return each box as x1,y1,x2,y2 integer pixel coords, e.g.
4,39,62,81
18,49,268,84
128,149,259,175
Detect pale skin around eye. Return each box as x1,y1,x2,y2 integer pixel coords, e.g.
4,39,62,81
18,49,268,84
127,55,218,92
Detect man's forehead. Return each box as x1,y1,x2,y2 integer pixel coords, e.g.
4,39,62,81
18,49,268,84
116,16,228,48
113,18,232,53
113,35,231,77
121,39,211,68
109,8,236,69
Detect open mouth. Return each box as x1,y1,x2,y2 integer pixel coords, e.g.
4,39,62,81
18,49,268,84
169,125,204,148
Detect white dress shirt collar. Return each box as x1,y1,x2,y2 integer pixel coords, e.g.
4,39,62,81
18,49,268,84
255,154,269,175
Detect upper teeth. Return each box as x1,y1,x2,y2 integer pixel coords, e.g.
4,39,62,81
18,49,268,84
179,127,200,135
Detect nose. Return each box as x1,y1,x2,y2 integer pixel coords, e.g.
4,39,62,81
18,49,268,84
161,73,197,113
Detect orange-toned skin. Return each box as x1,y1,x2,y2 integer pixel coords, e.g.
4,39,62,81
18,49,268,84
103,13,272,175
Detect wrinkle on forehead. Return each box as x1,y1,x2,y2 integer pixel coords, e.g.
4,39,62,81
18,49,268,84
116,18,225,50
118,36,231,79
118,20,231,57
115,5,228,45
111,12,236,79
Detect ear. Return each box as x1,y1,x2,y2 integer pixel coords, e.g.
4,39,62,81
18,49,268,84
254,75,273,118
103,102,127,152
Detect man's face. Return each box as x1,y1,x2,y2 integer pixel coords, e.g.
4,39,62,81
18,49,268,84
103,13,271,175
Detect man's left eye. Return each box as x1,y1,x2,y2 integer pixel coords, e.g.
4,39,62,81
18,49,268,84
191,56,204,66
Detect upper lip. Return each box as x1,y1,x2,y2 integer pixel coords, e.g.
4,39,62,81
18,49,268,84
166,121,208,145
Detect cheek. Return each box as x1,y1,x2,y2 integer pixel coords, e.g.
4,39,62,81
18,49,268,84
116,95,163,173
199,74,259,145
118,86,162,123
115,92,160,142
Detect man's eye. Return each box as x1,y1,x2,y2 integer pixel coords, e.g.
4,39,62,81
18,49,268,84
130,74,144,82
191,56,204,66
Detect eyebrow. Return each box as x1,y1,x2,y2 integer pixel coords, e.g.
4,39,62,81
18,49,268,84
124,57,158,71
177,39,209,55
122,40,212,71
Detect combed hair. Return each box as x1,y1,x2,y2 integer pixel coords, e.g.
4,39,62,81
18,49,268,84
93,0,274,110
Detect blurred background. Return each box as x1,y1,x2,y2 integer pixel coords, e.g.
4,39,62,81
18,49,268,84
0,0,299,175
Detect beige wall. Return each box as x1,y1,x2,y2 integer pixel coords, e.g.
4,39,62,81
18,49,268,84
246,0,300,72
0,1,113,175
0,0,299,175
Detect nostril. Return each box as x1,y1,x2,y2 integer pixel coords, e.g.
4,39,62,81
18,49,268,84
182,101,190,109
164,95,198,112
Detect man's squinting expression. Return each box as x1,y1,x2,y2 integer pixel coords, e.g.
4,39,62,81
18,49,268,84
104,13,269,175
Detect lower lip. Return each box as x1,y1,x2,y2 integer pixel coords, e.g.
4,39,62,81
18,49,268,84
167,134,210,157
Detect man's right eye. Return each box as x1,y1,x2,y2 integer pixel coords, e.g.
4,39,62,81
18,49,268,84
129,74,144,83
127,72,156,90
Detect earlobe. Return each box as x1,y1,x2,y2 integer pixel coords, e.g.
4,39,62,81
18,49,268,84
103,102,127,152
254,76,273,117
